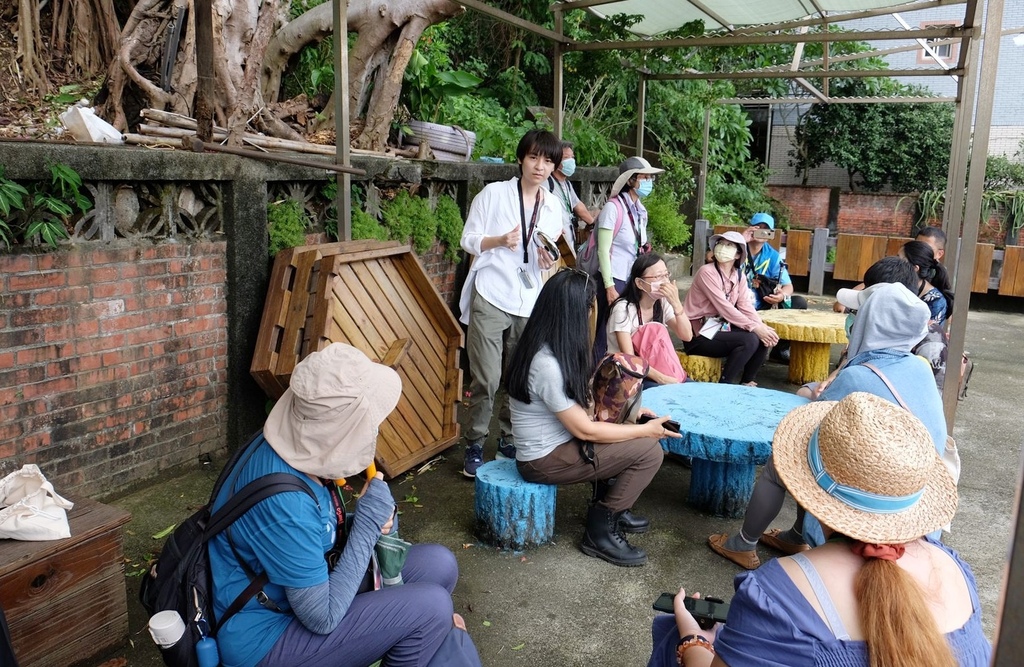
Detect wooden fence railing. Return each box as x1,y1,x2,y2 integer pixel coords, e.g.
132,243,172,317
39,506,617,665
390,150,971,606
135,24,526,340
691,220,1024,297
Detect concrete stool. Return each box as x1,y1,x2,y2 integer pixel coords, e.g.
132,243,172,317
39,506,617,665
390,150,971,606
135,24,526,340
474,460,556,550
677,351,723,383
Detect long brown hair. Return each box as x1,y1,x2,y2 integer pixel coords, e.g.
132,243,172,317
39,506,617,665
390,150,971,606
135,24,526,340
854,559,957,667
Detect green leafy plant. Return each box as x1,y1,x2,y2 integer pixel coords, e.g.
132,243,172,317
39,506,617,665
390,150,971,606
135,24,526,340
267,199,309,256
402,38,482,123
434,195,464,262
644,188,690,251
17,162,90,249
0,167,29,249
351,208,389,242
381,191,437,254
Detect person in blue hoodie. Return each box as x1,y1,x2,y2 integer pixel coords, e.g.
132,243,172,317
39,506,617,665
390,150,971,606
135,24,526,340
708,278,947,570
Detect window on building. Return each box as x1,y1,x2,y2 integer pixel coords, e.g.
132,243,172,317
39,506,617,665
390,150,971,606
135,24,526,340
918,21,960,65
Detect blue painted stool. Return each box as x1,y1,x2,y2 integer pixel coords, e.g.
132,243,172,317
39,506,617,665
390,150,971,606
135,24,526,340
643,383,808,517
474,459,556,550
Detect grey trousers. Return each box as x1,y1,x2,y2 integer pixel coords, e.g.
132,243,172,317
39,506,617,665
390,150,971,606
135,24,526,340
464,289,527,443
517,437,664,513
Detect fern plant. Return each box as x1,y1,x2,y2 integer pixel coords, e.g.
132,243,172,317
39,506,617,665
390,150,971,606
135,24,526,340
267,199,309,256
0,167,29,249
434,196,464,262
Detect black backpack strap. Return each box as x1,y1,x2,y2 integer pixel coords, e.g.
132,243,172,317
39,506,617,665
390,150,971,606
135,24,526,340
204,473,316,632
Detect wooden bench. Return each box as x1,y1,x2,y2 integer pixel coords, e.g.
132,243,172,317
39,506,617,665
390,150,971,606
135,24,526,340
0,498,131,667
677,351,722,383
474,460,556,550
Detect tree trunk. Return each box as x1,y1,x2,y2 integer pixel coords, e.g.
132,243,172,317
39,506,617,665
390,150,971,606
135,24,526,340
16,0,49,93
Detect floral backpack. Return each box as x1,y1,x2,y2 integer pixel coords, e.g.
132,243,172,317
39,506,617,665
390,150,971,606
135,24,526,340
592,352,649,423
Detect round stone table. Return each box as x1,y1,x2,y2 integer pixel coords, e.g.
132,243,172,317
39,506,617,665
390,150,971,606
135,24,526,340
643,383,808,517
758,309,848,384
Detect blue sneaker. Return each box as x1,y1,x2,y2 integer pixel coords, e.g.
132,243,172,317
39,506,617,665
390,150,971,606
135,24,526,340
495,436,516,461
462,442,484,478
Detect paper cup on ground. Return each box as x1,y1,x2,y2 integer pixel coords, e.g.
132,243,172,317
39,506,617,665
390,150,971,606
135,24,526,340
149,610,186,648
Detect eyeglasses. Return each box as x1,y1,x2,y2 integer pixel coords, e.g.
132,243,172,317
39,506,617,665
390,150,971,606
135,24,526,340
642,272,671,281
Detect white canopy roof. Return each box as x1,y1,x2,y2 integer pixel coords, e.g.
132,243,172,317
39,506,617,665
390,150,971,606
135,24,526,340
585,0,948,36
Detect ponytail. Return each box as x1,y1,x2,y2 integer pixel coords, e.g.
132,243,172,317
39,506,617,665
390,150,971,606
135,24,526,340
854,559,957,667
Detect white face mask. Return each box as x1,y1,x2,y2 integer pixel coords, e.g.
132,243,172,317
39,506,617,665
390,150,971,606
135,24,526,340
714,244,738,263
646,280,665,292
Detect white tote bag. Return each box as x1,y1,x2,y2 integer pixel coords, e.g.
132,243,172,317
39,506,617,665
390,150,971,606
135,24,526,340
0,464,74,541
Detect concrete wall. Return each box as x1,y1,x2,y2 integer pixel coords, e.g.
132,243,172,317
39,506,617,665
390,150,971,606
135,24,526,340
0,142,616,498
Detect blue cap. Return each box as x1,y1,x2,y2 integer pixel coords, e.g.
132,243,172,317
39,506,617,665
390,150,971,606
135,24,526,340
750,212,775,229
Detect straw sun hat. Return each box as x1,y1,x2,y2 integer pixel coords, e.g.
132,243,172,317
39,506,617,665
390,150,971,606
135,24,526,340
264,343,402,479
773,392,957,544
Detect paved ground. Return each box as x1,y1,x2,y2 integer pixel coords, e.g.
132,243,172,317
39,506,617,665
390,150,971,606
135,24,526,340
93,284,1023,667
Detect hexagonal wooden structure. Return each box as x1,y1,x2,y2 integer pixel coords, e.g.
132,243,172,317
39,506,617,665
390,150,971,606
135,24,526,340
251,240,463,477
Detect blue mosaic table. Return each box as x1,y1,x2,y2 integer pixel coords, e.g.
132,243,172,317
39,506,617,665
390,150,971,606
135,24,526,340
643,383,809,517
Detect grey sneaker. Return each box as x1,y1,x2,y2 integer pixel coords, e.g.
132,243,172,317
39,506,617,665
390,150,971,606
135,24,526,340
495,436,516,461
462,442,484,478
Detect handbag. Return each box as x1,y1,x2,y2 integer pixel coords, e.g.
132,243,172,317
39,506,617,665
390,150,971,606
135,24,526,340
0,464,74,541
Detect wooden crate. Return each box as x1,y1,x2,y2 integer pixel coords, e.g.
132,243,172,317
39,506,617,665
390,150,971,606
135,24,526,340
252,241,463,478
0,498,131,667
251,241,405,397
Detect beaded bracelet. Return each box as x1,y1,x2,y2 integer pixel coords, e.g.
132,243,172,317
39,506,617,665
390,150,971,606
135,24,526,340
675,634,715,666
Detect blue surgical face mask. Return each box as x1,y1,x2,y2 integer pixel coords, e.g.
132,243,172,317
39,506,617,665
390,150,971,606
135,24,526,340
636,179,654,198
560,158,576,178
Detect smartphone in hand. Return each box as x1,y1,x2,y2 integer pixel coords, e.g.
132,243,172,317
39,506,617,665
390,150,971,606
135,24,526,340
637,414,681,433
653,593,730,629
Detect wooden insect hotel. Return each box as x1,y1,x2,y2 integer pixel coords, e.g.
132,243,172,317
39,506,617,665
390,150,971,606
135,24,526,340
251,240,463,477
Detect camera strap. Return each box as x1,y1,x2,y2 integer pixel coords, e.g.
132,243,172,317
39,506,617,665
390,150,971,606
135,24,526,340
518,180,541,264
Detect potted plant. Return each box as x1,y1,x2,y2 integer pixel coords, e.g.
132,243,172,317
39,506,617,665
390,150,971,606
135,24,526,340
400,50,481,160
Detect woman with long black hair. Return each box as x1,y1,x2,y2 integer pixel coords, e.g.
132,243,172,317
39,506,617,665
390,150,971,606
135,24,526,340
506,269,677,567
900,240,954,327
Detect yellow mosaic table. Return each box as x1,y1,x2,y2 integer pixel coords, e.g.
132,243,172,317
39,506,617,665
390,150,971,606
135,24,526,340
758,309,848,384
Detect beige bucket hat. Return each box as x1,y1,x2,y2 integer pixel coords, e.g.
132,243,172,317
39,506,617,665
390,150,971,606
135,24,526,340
264,343,402,479
610,157,664,197
773,392,957,544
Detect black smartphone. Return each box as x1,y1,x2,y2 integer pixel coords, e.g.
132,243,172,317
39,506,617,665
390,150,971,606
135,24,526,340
637,414,681,433
653,593,729,629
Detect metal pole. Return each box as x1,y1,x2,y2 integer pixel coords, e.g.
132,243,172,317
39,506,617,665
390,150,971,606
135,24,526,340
942,0,1003,430
333,0,352,241
696,107,711,215
553,10,564,139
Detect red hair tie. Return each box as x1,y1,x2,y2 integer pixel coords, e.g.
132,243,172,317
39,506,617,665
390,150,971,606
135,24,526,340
850,541,906,561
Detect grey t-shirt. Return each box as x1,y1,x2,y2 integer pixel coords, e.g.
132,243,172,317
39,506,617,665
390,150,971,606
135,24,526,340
510,347,575,462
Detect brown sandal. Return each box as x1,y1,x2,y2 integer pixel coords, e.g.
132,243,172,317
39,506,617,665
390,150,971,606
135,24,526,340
760,528,810,555
707,533,760,570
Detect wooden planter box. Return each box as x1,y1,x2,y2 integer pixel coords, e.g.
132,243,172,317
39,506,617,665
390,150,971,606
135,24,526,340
251,241,464,478
0,498,131,667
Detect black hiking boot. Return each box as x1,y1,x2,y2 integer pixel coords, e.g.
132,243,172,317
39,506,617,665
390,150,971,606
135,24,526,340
580,505,647,567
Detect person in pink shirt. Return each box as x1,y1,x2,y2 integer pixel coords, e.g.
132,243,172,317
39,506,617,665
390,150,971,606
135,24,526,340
681,231,778,385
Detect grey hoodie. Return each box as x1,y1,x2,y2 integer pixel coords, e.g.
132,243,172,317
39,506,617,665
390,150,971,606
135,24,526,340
846,282,929,359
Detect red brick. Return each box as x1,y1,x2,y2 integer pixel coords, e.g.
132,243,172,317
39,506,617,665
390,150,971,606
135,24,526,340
0,254,38,273
15,345,60,366
92,281,137,298
9,271,66,291
74,319,101,337
75,333,126,355
22,376,76,399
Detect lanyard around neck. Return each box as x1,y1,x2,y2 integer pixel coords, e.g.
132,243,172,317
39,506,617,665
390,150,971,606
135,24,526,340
519,180,541,264
618,193,641,252
714,263,735,299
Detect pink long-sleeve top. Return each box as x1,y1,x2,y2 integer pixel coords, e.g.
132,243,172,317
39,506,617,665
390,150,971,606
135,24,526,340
683,262,763,332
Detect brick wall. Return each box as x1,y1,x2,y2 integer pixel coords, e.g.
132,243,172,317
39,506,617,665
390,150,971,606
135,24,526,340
837,192,918,237
0,243,229,497
770,185,831,230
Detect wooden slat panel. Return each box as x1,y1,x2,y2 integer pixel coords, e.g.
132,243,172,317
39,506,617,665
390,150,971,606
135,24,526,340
785,230,811,276
338,262,442,436
998,246,1024,296
275,249,321,381
885,236,913,258
367,260,448,361
251,247,308,398
833,234,887,281
972,244,995,293
390,254,462,340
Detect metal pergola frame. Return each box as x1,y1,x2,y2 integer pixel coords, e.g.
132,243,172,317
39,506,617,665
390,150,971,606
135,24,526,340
319,0,1020,656
425,0,1019,660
